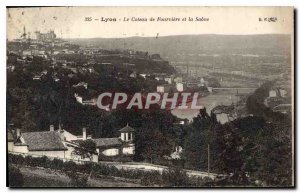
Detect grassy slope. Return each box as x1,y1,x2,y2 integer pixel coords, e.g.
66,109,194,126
19,166,144,187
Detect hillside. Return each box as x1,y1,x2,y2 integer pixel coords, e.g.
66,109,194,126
69,34,291,58
69,34,292,80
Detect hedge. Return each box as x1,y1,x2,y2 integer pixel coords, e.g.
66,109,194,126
8,153,211,187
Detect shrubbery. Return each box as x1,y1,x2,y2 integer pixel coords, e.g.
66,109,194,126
162,167,190,187
8,153,210,187
66,171,89,187
8,164,24,187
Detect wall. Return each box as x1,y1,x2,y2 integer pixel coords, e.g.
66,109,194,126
102,148,119,156
216,113,230,124
122,145,135,155
28,150,66,159
10,144,29,153
176,83,184,92
157,86,165,93
269,90,277,97
8,142,14,152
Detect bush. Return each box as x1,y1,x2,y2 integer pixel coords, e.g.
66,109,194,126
162,167,190,187
9,154,24,165
66,171,89,187
63,161,77,171
8,165,24,187
77,162,93,174
24,156,33,166
50,158,64,170
30,156,48,167
141,171,162,186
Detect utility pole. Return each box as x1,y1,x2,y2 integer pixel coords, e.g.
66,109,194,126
187,61,189,76
208,144,210,175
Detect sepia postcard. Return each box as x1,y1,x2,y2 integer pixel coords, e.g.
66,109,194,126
6,6,294,188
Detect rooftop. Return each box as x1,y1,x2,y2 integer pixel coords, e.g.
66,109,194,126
119,124,135,133
93,138,122,148
7,130,14,142
22,131,67,151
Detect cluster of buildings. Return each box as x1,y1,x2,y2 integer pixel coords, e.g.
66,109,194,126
8,124,135,163
265,87,291,114
81,48,162,61
211,105,237,124
156,76,211,94
7,28,79,61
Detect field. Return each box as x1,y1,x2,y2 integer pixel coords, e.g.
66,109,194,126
19,166,144,187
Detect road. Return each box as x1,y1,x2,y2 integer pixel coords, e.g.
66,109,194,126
101,161,220,180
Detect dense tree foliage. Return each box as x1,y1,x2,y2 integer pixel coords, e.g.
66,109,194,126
73,140,97,161
182,83,292,187
7,63,180,164
9,165,24,187
183,108,218,171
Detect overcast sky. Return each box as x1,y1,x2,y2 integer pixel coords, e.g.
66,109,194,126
7,7,293,40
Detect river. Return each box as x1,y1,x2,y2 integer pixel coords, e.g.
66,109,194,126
171,89,255,121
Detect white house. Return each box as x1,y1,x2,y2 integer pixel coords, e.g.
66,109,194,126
8,128,68,159
93,124,135,157
130,72,137,78
279,89,288,98
74,93,97,106
176,83,185,92
269,89,277,98
8,126,97,162
157,84,174,93
72,82,88,89
8,124,135,162
164,77,173,84
174,76,183,84
216,113,230,124
139,74,148,79
269,88,288,98
22,50,32,56
74,93,83,104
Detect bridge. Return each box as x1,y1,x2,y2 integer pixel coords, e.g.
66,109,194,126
211,87,257,90
207,87,257,95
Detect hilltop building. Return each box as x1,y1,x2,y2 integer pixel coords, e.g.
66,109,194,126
35,30,56,41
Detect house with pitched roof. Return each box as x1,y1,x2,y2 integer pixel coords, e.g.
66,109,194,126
7,126,97,162
69,124,135,158
92,124,135,157
7,129,16,152
7,128,68,159
8,124,135,162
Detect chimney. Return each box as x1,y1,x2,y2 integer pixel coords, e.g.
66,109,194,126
50,125,54,131
16,129,21,138
82,128,87,140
